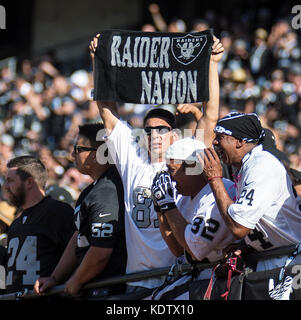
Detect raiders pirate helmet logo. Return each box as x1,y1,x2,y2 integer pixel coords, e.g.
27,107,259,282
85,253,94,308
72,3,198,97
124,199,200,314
154,190,163,200
171,34,207,65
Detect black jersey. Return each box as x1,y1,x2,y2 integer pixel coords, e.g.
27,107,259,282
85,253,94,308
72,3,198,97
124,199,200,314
0,245,7,267
74,166,126,282
0,245,7,294
6,196,76,294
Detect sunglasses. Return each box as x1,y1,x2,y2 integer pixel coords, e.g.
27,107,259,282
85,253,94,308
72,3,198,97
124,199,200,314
144,126,172,136
73,145,97,155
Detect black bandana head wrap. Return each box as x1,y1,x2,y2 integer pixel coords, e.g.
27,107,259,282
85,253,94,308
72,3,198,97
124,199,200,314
214,112,265,143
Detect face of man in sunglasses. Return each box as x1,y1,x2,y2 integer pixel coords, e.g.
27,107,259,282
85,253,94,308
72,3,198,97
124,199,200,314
144,117,177,162
72,135,97,174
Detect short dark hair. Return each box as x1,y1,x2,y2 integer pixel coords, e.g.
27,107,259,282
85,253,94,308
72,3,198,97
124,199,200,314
7,156,48,189
143,108,176,129
78,123,106,148
290,168,301,186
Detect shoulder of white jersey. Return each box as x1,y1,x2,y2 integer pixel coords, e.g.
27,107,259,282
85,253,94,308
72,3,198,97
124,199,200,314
117,118,144,142
245,149,286,178
252,148,284,167
106,118,133,142
119,118,133,131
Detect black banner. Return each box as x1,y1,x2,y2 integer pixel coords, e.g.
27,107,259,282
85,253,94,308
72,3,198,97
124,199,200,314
93,29,213,104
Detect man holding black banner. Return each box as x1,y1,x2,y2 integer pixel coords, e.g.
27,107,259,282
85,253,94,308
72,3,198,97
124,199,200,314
90,30,224,298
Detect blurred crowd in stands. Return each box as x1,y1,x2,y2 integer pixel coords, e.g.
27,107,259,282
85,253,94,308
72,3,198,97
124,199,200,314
0,3,300,226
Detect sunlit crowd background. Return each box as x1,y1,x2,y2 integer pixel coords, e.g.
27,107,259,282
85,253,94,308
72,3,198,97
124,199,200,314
0,3,300,225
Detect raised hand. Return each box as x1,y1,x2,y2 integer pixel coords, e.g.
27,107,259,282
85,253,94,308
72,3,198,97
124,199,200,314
202,147,223,181
176,103,203,121
89,33,100,61
211,36,224,63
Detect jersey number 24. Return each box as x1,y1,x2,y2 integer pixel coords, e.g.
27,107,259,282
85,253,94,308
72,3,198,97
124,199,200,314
6,236,40,286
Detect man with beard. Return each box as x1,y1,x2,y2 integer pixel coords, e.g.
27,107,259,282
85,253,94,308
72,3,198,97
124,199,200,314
3,155,76,294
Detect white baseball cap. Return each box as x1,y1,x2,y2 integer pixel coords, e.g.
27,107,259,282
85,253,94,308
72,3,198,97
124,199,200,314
165,137,206,163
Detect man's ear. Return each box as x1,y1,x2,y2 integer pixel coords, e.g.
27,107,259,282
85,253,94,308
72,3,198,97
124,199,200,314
88,151,97,163
172,128,180,142
235,138,245,149
24,176,35,190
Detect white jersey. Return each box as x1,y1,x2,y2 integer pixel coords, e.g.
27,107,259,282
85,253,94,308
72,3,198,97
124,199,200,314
105,120,178,289
228,144,301,252
177,179,237,262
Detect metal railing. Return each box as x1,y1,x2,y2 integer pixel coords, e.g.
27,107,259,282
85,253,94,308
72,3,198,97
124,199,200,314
0,243,299,300
0,260,219,300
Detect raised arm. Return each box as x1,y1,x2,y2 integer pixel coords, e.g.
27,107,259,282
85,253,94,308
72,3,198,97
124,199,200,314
148,3,167,32
202,148,250,239
195,36,224,147
89,34,120,135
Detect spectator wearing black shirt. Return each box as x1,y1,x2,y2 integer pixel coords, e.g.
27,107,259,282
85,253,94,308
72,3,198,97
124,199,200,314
34,123,126,299
0,217,10,294
3,156,76,294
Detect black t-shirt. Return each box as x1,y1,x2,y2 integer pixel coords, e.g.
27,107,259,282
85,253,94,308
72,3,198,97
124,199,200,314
6,196,76,294
0,245,7,294
0,245,7,267
74,166,126,282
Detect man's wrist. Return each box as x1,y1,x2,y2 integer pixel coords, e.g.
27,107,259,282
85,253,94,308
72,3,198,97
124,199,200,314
209,59,219,65
159,202,177,213
207,176,223,182
50,275,60,285
193,108,202,121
